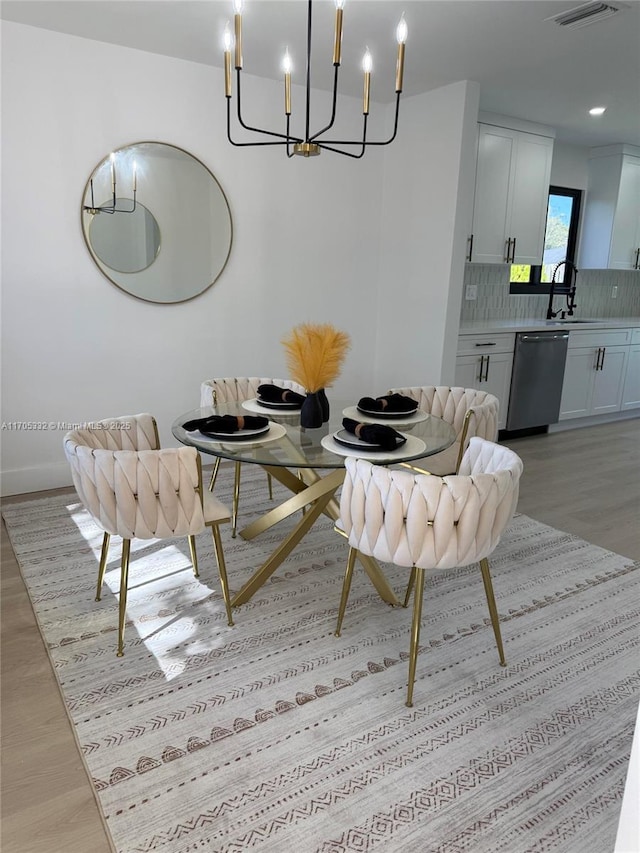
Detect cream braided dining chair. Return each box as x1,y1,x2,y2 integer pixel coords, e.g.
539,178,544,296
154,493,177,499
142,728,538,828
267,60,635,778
335,437,523,707
201,377,306,536
64,414,233,657
387,385,499,476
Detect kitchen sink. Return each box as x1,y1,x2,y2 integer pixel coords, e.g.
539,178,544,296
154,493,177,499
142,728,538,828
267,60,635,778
547,319,599,324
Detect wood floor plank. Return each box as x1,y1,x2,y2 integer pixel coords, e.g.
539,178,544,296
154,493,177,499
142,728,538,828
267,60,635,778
1,419,638,851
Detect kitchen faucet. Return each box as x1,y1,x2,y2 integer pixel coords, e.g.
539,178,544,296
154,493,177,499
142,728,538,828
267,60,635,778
546,260,578,320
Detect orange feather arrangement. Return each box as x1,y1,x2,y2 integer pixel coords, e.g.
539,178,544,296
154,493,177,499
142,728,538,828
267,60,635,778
282,323,351,392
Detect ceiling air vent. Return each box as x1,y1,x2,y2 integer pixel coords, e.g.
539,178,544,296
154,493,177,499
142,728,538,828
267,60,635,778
547,2,624,29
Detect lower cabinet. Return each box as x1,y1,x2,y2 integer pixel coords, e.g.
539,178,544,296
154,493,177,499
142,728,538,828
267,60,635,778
559,329,632,420
455,333,515,430
621,334,640,410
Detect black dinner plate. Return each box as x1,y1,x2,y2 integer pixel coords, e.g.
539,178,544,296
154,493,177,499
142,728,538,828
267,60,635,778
257,396,302,411
199,423,271,441
356,404,419,419
333,429,407,452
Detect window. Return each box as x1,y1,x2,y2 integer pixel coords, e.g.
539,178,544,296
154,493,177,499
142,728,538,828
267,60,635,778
509,186,581,294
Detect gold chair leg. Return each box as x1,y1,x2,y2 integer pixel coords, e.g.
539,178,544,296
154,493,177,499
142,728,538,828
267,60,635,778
208,456,222,492
335,547,357,637
188,535,199,578
403,567,417,608
267,472,273,500
96,532,110,601
210,524,234,627
479,557,506,667
232,461,241,538
406,566,425,708
117,539,131,657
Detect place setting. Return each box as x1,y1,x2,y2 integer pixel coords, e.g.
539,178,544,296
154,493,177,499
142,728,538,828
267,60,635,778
242,383,305,417
321,394,426,461
342,391,428,425
180,413,287,445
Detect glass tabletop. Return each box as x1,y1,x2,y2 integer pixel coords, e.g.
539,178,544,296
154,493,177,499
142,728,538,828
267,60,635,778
172,398,457,470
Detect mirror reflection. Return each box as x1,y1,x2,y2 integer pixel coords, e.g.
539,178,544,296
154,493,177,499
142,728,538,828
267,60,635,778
81,142,232,303
89,201,161,274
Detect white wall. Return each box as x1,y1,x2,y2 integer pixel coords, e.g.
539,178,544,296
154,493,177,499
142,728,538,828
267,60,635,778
1,21,476,494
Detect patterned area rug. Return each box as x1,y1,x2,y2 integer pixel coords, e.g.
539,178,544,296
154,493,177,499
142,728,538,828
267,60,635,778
3,468,639,853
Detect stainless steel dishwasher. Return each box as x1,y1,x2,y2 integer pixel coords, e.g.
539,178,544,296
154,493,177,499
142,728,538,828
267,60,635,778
506,331,569,431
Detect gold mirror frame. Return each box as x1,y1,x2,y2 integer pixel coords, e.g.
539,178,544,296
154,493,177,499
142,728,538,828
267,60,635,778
81,142,233,304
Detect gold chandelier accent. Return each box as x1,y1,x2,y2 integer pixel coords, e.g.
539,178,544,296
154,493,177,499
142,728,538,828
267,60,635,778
223,0,408,158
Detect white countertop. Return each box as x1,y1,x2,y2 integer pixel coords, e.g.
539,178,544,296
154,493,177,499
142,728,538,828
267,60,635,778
458,317,640,335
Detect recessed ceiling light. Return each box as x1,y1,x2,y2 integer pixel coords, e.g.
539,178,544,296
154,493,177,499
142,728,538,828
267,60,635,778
589,106,607,115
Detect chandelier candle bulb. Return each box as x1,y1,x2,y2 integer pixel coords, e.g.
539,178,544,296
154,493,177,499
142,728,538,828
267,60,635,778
333,0,344,66
362,48,372,115
224,23,232,96
395,15,407,92
233,0,242,69
283,49,292,115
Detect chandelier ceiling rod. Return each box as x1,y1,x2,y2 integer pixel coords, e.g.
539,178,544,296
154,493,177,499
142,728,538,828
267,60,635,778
223,0,407,158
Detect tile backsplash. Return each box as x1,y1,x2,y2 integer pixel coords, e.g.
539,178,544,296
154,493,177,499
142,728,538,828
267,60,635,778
460,266,640,323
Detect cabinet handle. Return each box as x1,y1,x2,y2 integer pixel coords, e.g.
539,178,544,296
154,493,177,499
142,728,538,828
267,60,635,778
503,238,511,263
510,236,517,263
595,347,606,371
599,347,606,371
478,355,485,383
482,354,491,382
475,342,496,347
467,234,474,262
594,348,601,371
635,247,640,270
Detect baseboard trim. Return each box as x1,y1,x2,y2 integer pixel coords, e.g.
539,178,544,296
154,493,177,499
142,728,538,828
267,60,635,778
549,410,640,433
1,461,73,497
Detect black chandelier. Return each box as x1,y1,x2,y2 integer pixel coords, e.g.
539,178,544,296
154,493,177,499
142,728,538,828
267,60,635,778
83,153,138,215
223,0,408,158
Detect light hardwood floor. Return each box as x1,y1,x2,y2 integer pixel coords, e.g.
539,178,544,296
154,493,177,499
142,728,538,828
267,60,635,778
1,419,639,852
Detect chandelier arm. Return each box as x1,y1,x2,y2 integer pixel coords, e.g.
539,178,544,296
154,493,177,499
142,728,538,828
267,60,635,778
315,93,401,148
317,114,368,160
235,70,302,142
308,64,340,143
227,97,298,147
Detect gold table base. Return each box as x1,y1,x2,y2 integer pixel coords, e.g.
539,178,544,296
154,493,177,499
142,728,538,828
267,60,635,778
230,465,400,608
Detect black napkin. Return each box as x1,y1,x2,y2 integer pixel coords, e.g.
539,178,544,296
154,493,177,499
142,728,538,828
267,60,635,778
342,417,404,451
258,384,305,405
357,393,417,413
182,414,269,434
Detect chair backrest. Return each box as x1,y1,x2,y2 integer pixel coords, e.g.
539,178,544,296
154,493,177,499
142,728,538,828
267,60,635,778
64,413,160,452
201,377,306,407
388,385,499,473
64,414,205,540
339,437,522,571
388,385,499,439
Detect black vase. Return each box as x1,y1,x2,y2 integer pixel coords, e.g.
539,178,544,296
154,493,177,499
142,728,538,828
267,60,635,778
300,391,324,429
317,388,330,423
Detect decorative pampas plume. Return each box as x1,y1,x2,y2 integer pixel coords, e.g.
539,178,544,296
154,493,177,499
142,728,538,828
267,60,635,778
282,323,351,392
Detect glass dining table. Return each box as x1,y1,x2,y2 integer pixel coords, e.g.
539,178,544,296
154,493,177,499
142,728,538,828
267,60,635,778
172,397,456,609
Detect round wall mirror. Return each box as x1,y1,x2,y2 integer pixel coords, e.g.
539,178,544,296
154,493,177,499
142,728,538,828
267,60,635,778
81,142,233,303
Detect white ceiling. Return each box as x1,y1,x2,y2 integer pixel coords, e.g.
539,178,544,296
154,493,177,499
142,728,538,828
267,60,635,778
3,0,639,148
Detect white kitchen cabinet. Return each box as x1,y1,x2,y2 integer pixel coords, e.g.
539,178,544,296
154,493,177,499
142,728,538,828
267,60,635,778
455,333,515,430
621,330,640,410
469,123,553,265
559,328,632,420
579,145,640,270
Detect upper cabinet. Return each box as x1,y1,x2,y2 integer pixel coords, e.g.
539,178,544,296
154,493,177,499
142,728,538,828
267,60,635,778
579,145,640,270
468,120,554,265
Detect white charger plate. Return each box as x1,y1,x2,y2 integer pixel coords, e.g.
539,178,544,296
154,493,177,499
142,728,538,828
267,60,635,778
189,422,287,446
243,398,302,416
321,433,426,461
